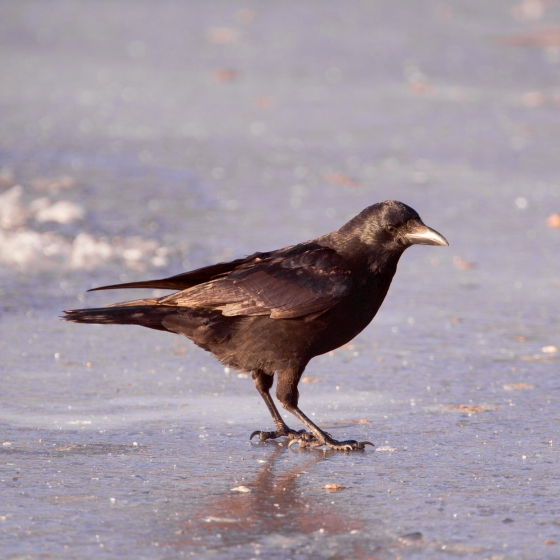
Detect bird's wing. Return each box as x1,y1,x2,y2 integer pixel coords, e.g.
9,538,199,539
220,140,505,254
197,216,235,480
87,252,267,292
160,246,353,319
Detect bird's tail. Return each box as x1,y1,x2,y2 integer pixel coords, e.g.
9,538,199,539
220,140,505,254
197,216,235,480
63,298,237,350
62,298,171,332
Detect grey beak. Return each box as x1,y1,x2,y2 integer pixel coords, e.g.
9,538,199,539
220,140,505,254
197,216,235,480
404,221,449,246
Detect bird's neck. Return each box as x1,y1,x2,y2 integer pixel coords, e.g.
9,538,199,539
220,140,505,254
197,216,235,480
367,248,403,277
321,232,403,277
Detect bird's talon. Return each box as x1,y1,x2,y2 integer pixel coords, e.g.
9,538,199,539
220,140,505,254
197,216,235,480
251,428,314,443
322,438,375,451
286,429,308,440
287,434,374,451
288,436,321,449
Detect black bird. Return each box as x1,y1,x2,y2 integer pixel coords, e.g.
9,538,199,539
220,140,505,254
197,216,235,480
64,201,448,451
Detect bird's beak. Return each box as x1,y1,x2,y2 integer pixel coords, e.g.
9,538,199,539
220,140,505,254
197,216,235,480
404,220,449,246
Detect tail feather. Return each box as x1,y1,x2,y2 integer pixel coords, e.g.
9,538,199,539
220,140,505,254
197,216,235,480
63,302,237,347
62,305,172,332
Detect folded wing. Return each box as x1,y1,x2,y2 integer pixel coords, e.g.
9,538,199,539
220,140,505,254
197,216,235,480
160,245,352,319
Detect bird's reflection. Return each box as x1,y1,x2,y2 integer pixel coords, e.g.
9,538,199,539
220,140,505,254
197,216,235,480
170,444,364,550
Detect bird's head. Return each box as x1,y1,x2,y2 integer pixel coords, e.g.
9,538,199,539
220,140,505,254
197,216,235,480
338,200,448,254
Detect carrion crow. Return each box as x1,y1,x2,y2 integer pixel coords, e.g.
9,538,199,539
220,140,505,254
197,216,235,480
64,200,448,451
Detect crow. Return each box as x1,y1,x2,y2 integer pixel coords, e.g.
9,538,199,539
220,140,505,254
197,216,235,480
64,200,448,451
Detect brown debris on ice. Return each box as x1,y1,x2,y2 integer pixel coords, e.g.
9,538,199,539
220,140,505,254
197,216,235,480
321,484,349,491
453,255,474,270
546,214,560,229
213,69,237,83
323,173,361,188
499,26,560,47
443,404,500,414
503,383,534,391
207,27,240,45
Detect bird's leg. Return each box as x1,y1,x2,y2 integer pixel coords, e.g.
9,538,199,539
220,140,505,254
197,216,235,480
276,368,374,451
287,407,374,451
249,370,310,443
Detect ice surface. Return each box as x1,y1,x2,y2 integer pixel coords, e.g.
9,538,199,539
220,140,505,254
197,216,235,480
1,1,560,558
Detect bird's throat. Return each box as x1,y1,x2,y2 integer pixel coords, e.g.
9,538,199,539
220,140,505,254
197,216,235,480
367,248,402,277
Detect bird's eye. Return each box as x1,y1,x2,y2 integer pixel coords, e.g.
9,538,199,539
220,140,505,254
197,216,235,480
386,225,397,234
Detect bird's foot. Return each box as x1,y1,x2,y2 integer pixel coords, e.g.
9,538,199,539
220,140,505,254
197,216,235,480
250,427,312,443
288,434,374,452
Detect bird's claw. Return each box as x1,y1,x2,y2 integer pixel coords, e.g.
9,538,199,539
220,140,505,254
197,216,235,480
250,426,372,451
287,432,319,448
288,436,374,451
250,428,310,443
332,439,374,451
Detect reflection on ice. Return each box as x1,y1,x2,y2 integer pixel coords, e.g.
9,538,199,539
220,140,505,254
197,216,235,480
170,446,363,553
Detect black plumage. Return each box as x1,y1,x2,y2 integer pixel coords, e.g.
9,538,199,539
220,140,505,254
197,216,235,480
64,200,448,450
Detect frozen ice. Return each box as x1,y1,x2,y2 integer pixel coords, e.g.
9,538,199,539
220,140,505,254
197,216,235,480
2,2,560,559
0,185,28,229
34,200,84,224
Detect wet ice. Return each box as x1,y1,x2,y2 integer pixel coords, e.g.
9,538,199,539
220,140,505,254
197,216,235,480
1,1,560,558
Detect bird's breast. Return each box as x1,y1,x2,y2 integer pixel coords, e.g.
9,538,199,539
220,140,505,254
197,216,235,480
306,276,393,357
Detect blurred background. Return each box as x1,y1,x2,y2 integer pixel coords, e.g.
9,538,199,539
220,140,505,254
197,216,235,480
1,0,559,281
1,1,560,558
